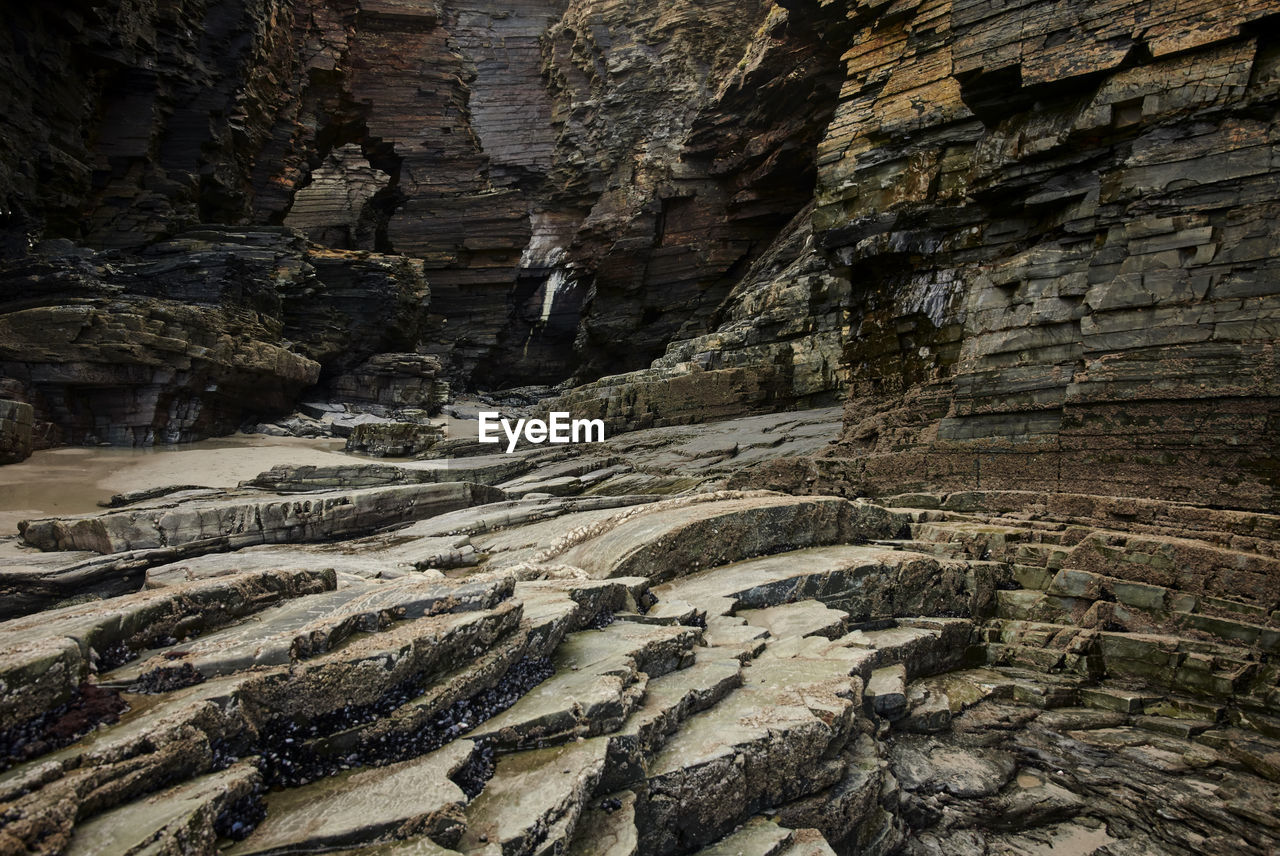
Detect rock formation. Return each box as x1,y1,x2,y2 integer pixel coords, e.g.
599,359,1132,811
0,400,33,464
0,419,1278,855
0,0,1279,854
0,229,429,444
801,0,1280,510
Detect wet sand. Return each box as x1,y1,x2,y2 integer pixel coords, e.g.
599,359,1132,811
0,434,354,536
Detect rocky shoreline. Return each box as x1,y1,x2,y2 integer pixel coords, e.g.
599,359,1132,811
0,412,1276,855
0,0,1278,853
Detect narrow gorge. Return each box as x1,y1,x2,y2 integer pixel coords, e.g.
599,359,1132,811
0,1,1278,855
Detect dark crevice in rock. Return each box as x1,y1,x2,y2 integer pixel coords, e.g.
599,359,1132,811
0,683,127,772
256,655,555,788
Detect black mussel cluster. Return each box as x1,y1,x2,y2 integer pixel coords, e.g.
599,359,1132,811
0,683,127,770
213,784,267,842
128,662,207,694
257,656,555,788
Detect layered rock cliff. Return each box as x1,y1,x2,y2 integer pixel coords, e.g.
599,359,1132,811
799,0,1280,510
1,0,1278,508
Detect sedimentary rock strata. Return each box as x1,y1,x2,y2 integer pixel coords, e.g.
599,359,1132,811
0,230,429,445
0,422,1277,855
806,0,1280,509
0,0,1278,854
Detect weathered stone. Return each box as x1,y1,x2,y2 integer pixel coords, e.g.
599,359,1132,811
227,741,474,855
865,665,908,721
0,399,33,464
458,738,611,856
0,567,334,727
347,421,447,458
550,496,904,584
61,763,262,856
19,482,506,555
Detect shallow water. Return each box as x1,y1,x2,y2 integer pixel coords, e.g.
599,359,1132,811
0,434,351,536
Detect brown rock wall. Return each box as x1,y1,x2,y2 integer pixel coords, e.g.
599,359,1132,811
805,0,1280,509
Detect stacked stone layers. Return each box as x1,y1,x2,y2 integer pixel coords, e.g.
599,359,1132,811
805,0,1280,509
0,440,1277,856
0,399,33,464
0,230,429,445
0,0,852,396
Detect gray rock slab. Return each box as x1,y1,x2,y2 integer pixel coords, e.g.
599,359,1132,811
553,496,903,584
470,621,700,749
652,545,979,624
737,601,849,641
106,575,513,685
227,741,474,855
459,737,611,856
19,482,507,555
0,567,334,726
63,763,261,856
638,654,861,854
566,790,638,856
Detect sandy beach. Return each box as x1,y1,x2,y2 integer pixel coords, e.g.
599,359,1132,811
0,434,356,535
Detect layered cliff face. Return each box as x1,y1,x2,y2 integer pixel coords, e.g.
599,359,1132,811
791,0,1280,510
0,0,1277,508
0,0,846,387
0,230,429,445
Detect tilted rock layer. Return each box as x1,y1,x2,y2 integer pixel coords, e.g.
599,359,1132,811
0,429,1277,855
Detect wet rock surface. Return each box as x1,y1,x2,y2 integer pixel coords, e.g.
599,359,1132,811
0,415,1276,856
0,0,1278,854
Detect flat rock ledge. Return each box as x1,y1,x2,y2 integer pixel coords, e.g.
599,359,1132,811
0,455,1277,856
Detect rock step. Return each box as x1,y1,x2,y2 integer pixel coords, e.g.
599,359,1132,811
19,481,507,556
767,733,898,854
907,521,1040,560
651,544,983,627
141,534,480,584
1060,531,1280,612
0,580,637,852
548,495,903,584
834,618,976,680
775,829,839,856
458,737,611,856
737,601,849,642
496,457,631,498
32,602,524,800
701,617,770,661
233,600,525,727
865,665,908,720
286,580,640,778
0,567,335,745
102,575,514,686
869,538,969,559
597,657,744,796
1001,567,1279,642
1046,567,1280,641
981,618,1275,705
468,620,701,750
901,666,1091,714
635,653,862,855
689,817,818,856
61,762,262,856
566,791,638,856
226,740,475,856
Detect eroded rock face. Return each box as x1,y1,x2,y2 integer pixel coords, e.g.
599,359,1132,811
0,400,33,464
5,0,1274,497
0,0,849,396
0,229,429,444
805,0,1280,509
1,438,1277,856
